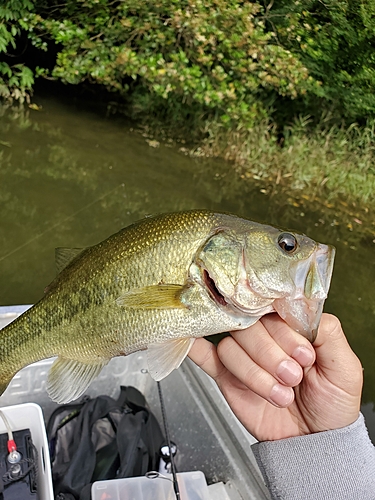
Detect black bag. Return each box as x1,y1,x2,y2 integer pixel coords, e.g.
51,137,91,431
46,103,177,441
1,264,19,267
47,386,165,500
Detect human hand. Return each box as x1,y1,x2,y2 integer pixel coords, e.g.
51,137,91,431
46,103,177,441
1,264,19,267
188,313,363,442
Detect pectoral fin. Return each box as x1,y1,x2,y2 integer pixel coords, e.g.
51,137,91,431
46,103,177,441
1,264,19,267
47,357,108,404
116,284,186,309
147,338,195,381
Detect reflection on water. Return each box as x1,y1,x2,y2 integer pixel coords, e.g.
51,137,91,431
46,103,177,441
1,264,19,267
1,95,375,439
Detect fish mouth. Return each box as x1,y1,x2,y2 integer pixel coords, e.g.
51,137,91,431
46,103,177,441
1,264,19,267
202,268,274,317
203,269,229,307
274,243,335,342
200,241,335,343
196,241,335,342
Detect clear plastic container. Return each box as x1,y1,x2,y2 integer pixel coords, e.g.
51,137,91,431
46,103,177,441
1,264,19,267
91,471,211,500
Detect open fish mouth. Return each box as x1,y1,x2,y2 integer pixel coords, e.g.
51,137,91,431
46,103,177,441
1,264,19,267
201,266,274,317
199,241,336,343
203,269,229,308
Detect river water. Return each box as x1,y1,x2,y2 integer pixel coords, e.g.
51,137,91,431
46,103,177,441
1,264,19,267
1,93,375,439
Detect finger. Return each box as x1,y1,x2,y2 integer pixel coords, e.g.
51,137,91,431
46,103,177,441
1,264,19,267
217,335,295,408
260,314,316,367
188,337,228,380
230,319,305,387
312,314,363,395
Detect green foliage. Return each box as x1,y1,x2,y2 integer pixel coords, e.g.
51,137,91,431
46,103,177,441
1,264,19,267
3,0,375,124
200,115,375,208
268,0,375,122
0,1,35,102
29,0,317,129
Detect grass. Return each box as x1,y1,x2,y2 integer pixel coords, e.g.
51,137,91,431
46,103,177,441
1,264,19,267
193,116,375,214
139,106,375,217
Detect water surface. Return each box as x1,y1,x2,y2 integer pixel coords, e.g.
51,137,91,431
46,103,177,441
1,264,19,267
1,94,374,438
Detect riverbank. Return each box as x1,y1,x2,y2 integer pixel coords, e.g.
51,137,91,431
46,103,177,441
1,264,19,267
3,90,375,241
2,0,375,233
134,116,375,241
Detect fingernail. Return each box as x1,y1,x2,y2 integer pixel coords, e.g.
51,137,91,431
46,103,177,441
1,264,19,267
276,360,301,385
269,384,294,407
292,346,315,367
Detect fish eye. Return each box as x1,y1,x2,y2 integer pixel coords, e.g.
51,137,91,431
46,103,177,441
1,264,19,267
278,233,298,254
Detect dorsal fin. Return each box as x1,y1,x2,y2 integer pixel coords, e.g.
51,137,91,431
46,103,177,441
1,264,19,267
55,247,84,274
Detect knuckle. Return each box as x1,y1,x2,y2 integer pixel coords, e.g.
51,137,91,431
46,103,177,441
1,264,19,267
256,341,278,365
217,335,236,358
195,341,214,368
243,364,268,390
351,354,364,388
320,313,342,338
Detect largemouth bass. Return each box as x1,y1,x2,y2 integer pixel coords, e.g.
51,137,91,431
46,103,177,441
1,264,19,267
0,210,335,403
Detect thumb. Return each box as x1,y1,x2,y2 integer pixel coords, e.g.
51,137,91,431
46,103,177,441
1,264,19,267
312,313,363,398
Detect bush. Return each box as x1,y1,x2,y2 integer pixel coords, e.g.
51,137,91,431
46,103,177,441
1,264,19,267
268,0,375,123
3,1,375,126
29,0,320,130
1,1,321,126
0,1,35,102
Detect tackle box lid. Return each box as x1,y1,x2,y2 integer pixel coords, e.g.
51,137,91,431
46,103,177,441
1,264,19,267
91,470,211,500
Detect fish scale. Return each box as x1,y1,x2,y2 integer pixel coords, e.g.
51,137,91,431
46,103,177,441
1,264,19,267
0,210,335,403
